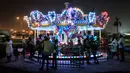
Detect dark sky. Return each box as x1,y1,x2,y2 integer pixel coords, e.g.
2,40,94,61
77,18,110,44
0,0,130,33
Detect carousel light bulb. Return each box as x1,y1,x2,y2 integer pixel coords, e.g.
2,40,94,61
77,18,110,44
10,29,13,31
71,23,74,25
68,20,71,23
74,7,84,15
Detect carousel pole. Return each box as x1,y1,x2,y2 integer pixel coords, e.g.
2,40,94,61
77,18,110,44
37,29,40,38
85,30,87,36
64,31,68,44
61,27,63,43
34,30,37,45
66,32,68,44
91,28,94,36
36,30,38,38
99,30,102,40
86,26,88,36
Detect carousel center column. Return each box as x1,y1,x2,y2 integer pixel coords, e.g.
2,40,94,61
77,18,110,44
99,30,102,40
37,29,40,38
91,28,94,36
34,30,37,45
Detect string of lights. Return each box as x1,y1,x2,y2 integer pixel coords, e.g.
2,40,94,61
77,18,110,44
25,6,110,31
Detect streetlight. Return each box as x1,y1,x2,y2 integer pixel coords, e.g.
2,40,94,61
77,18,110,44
16,16,27,31
14,31,17,33
16,17,19,20
22,30,25,32
10,29,13,32
16,16,26,20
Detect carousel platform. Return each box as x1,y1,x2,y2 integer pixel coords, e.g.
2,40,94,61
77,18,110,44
24,51,104,67
32,52,103,60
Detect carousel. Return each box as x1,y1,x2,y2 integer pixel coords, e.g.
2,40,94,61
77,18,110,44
25,2,110,60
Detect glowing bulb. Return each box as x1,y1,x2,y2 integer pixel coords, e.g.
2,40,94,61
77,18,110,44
10,29,13,31
14,31,17,33
16,17,20,20
22,30,25,32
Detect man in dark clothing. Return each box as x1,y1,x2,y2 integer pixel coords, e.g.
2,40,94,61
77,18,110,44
90,36,99,64
51,38,58,69
26,37,34,59
13,45,19,61
22,36,26,58
39,36,54,71
83,36,91,64
37,35,43,62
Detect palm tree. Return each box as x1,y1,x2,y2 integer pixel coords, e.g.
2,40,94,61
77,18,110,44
113,17,122,33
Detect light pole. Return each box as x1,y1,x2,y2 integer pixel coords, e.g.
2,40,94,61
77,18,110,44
16,16,26,31
16,16,26,38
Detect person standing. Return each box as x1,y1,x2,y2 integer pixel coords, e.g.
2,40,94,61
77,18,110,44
109,36,119,60
5,36,13,63
39,36,54,71
37,35,43,62
22,36,26,58
13,45,19,61
84,36,91,64
51,38,58,69
90,36,99,64
26,37,34,59
118,34,125,62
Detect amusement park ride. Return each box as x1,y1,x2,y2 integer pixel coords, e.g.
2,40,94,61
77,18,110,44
24,2,110,64
25,2,110,44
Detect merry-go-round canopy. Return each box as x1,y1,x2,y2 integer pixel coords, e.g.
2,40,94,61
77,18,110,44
25,3,110,31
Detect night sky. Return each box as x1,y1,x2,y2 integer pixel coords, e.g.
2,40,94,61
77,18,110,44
0,0,130,33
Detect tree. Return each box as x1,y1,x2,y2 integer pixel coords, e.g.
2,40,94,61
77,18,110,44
113,17,122,33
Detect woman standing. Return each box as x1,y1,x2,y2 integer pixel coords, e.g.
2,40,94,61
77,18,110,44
5,36,13,63
109,35,119,60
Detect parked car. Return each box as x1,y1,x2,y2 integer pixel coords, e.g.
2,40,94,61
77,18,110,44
123,33,130,52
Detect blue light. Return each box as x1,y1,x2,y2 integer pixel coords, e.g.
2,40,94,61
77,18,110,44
30,10,41,21
71,56,74,58
73,20,87,25
48,11,56,22
94,36,97,41
56,56,58,58
88,12,96,24
61,10,67,17
65,56,68,58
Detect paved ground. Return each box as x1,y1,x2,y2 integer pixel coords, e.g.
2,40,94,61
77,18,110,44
1,53,130,73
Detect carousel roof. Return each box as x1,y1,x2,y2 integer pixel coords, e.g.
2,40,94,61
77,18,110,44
25,4,110,31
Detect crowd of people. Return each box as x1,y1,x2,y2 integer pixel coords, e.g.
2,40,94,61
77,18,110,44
4,33,125,71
